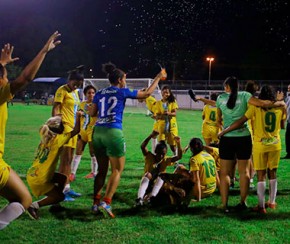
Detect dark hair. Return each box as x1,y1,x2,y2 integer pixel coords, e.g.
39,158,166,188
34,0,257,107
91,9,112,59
155,141,168,154
0,63,4,78
161,85,176,103
83,85,96,95
245,80,258,95
68,65,85,81
102,62,125,85
224,76,238,109
189,138,203,156
258,85,276,101
210,92,218,101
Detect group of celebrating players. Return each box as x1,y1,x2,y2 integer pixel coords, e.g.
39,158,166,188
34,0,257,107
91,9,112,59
0,31,287,230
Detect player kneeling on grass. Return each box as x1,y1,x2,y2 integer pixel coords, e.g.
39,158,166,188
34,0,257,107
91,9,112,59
26,111,82,220
218,85,286,214
136,131,182,206
188,138,217,201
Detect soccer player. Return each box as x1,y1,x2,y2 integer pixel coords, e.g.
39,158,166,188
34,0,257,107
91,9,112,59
52,66,84,201
149,166,194,209
26,112,82,220
201,93,220,145
89,62,166,218
282,84,290,159
70,85,98,180
215,77,284,213
155,85,179,154
136,131,182,206
219,85,286,214
188,138,217,201
0,31,61,229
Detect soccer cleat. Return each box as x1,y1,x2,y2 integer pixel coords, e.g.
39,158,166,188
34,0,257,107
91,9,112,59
188,89,198,102
217,204,229,213
85,172,95,179
135,198,144,207
27,207,39,220
91,204,99,214
64,194,75,202
252,205,267,214
234,202,248,211
69,173,76,182
265,202,277,209
98,201,115,218
66,189,81,197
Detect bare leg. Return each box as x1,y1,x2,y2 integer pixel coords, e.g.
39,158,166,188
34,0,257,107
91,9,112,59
220,159,235,208
59,146,74,184
103,156,125,199
237,159,250,203
94,155,109,196
0,169,32,209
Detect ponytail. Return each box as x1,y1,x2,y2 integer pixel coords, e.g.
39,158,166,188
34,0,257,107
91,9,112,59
224,76,238,109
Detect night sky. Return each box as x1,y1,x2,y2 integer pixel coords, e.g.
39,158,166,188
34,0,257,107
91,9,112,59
0,0,289,80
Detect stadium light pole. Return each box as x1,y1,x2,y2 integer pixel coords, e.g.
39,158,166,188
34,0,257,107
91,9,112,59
206,57,214,88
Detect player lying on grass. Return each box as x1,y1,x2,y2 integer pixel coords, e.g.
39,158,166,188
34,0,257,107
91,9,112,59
136,131,182,206
149,166,194,209
26,111,82,220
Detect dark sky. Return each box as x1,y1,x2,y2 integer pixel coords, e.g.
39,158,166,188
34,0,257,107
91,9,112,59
0,0,289,80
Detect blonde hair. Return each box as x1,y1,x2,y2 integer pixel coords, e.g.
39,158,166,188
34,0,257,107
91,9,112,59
39,116,63,144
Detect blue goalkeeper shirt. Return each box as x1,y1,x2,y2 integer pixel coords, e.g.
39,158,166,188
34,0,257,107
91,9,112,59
93,86,138,129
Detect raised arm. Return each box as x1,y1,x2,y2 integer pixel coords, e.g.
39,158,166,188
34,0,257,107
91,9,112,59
195,95,216,106
137,69,166,99
140,131,159,156
10,31,61,95
218,116,248,138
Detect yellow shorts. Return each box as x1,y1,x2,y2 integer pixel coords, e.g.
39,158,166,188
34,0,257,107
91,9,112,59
63,124,77,148
202,123,219,142
158,120,178,146
27,172,54,197
0,158,10,190
253,149,280,170
79,128,93,143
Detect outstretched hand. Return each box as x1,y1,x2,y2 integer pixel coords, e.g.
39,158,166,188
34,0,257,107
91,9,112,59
41,31,61,53
0,43,19,66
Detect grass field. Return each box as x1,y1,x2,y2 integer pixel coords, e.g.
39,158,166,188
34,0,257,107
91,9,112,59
0,104,290,243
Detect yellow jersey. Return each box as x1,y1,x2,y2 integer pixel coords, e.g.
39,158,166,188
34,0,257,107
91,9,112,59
145,96,157,114
0,83,13,158
144,152,175,173
245,105,286,152
202,104,218,126
79,101,97,131
54,85,80,129
27,132,71,197
190,151,216,190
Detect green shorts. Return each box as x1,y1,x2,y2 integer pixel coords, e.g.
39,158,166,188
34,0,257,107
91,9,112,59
92,126,126,157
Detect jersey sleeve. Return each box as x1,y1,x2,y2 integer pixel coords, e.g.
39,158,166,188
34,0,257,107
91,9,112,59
243,91,252,104
123,88,138,99
54,87,65,103
189,157,199,172
245,105,255,119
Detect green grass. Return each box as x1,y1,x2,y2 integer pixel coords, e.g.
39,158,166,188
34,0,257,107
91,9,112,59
0,104,290,243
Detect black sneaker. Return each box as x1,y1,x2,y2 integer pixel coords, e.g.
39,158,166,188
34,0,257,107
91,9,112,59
188,89,198,102
235,202,248,211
